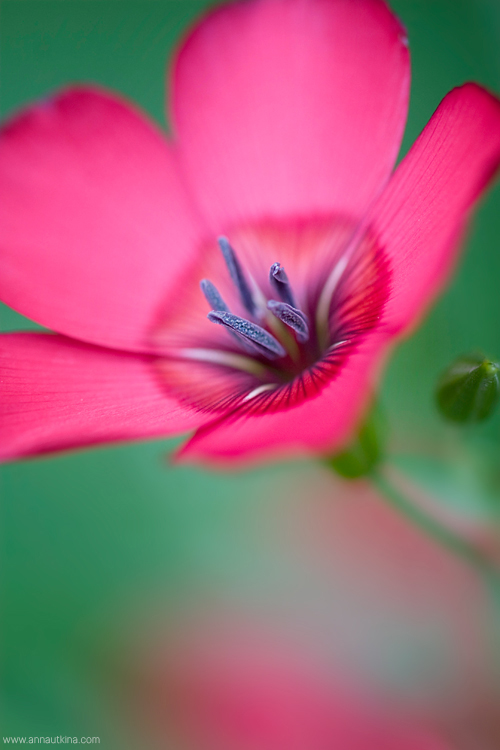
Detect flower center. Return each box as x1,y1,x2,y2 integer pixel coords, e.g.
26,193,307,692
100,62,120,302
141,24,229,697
203,237,313,361
153,217,390,415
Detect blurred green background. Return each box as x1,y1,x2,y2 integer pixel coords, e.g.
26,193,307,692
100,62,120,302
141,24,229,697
1,1,500,746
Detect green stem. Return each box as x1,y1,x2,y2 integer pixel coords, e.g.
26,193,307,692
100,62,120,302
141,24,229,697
370,466,500,673
370,467,500,584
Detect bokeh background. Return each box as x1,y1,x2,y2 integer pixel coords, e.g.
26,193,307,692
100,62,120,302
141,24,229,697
1,1,500,747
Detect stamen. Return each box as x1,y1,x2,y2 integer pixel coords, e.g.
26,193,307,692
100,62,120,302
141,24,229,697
270,262,296,308
200,279,257,354
218,236,256,316
200,278,270,355
267,300,309,342
200,279,229,311
208,310,286,359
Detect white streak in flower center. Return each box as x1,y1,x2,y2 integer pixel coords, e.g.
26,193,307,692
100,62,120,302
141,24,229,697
242,383,277,402
315,221,369,347
172,347,268,377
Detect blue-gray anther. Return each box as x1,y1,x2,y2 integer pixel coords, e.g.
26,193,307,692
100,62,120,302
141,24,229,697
270,262,296,308
267,300,309,342
200,279,256,353
208,311,286,359
218,236,256,316
200,279,229,312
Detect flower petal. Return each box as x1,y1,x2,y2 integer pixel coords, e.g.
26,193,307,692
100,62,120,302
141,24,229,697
171,0,410,228
0,333,208,461
176,336,390,467
0,87,207,353
371,83,500,334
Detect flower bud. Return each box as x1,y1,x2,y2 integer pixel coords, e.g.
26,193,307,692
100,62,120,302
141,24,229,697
436,354,500,423
328,403,385,479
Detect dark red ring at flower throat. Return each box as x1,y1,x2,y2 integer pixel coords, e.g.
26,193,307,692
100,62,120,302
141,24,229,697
155,219,391,417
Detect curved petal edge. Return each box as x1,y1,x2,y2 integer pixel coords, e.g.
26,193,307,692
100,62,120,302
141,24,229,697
0,87,206,353
0,333,207,461
171,0,410,228
372,83,500,335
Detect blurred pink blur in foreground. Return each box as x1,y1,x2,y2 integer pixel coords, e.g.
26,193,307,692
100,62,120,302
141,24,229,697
126,617,449,750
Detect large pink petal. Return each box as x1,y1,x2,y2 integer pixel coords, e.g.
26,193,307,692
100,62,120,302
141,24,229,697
177,336,390,467
171,0,410,229
0,333,208,461
0,87,207,352
371,83,500,334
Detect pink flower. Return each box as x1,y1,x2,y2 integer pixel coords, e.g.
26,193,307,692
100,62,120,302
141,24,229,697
126,617,450,750
1,0,500,465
